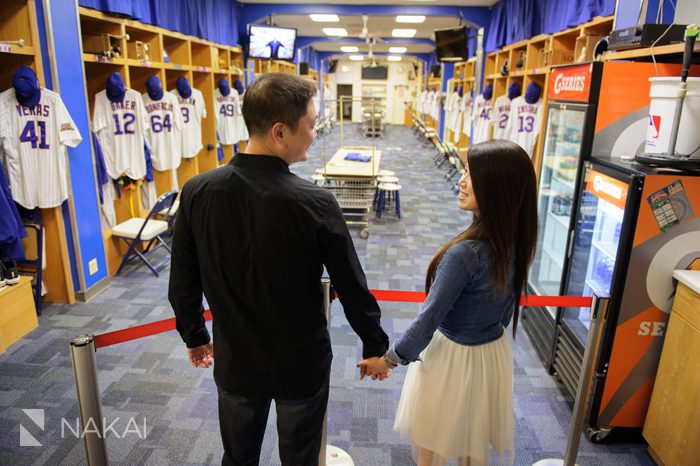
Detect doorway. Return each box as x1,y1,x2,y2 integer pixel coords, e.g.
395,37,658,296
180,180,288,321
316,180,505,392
337,84,353,121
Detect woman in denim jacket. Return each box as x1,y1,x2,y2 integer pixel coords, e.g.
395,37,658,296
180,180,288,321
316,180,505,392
360,140,538,466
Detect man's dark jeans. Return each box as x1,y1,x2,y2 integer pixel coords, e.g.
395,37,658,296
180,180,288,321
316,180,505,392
219,380,329,466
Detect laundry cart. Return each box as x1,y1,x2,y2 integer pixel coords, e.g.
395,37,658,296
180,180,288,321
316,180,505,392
322,147,382,239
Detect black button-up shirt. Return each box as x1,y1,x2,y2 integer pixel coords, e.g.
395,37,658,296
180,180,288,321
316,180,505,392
169,153,388,399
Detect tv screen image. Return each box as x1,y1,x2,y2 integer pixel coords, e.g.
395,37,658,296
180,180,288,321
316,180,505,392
248,25,297,60
434,26,469,62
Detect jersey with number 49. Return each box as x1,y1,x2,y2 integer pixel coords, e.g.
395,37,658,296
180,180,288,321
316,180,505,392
143,91,184,171
0,88,82,209
492,95,512,140
93,88,148,180
506,96,543,157
172,88,206,158
215,89,239,145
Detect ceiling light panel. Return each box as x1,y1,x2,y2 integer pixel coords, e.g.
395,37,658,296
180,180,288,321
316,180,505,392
310,14,339,22
387,56,402,61
396,15,426,23
392,29,417,38
349,55,364,61
340,46,359,53
389,47,407,54
323,28,348,37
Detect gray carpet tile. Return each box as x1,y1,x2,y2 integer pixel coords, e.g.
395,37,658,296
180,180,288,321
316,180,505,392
0,124,653,465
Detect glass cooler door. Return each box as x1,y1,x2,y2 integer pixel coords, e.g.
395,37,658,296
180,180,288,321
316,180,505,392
561,169,628,344
529,103,587,319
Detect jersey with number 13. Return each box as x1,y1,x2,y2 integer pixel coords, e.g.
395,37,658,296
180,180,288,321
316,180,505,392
506,96,543,157
93,88,148,180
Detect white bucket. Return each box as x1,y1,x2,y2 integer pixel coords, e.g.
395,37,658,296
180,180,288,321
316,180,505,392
645,77,700,157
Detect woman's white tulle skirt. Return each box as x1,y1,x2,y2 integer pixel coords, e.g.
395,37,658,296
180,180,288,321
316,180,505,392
394,330,514,466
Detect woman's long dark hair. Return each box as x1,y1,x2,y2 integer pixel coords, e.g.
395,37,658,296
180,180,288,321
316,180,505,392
425,140,538,337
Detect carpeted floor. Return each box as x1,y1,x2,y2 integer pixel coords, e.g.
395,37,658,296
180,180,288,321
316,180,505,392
0,124,654,465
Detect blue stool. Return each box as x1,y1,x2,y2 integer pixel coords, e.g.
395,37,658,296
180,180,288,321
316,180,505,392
376,182,401,219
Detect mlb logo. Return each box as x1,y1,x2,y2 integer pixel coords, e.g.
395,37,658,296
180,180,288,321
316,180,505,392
649,114,661,139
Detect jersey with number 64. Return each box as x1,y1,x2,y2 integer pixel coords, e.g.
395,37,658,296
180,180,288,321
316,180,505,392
215,89,239,145
0,88,82,209
172,88,206,158
506,96,543,157
93,88,148,180
143,91,184,170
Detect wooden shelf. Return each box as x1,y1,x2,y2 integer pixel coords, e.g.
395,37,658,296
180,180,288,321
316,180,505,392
0,43,36,55
78,5,246,276
604,42,700,61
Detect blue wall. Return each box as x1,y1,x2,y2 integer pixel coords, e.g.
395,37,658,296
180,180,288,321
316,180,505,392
42,0,108,291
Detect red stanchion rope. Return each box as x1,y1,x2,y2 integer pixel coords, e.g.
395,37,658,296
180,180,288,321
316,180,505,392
93,292,593,349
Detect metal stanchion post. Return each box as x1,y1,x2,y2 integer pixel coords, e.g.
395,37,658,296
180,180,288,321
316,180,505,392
70,335,109,466
319,278,354,466
533,294,610,466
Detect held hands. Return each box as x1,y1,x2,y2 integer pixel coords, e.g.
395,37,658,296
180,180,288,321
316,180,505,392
358,356,392,381
187,341,214,368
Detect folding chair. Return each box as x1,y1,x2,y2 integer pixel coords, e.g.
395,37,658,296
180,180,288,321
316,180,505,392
158,198,179,236
111,190,178,277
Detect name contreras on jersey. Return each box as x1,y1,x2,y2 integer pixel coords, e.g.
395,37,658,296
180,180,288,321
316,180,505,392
520,104,540,114
145,102,174,112
15,104,50,117
554,74,586,94
110,100,137,111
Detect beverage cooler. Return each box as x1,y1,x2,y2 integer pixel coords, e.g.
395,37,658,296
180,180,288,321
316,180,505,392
558,158,700,436
525,62,603,362
524,60,700,436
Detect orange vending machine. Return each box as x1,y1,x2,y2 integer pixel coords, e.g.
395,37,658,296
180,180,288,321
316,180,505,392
553,62,700,439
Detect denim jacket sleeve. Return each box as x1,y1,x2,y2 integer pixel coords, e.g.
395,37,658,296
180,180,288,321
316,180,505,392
386,241,479,364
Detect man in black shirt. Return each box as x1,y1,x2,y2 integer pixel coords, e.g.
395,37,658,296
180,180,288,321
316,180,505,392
169,73,389,466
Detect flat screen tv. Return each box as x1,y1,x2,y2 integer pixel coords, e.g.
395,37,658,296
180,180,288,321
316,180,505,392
434,26,469,62
361,65,388,80
248,25,297,61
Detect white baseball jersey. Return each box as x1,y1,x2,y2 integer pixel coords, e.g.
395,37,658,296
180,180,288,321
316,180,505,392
215,89,239,145
235,91,249,142
461,93,473,138
492,95,512,140
417,90,428,115
444,91,458,134
471,94,492,144
171,88,206,158
0,88,82,209
430,91,442,121
93,88,148,180
506,96,543,157
142,91,184,171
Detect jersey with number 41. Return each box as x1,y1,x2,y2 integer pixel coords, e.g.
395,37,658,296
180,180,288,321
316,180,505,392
506,96,543,157
215,89,240,145
171,88,206,158
143,92,183,171
0,88,82,209
93,88,148,180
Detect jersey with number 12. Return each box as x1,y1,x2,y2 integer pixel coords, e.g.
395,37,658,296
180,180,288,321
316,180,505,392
506,96,543,157
215,89,239,145
172,88,206,158
0,88,82,208
93,88,148,180
143,92,183,171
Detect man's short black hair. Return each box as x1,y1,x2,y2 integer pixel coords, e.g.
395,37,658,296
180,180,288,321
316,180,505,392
242,73,317,138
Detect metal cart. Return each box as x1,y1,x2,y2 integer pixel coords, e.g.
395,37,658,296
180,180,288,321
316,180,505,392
324,177,376,239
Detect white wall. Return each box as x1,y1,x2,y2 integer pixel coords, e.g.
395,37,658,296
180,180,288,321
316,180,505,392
331,59,417,124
